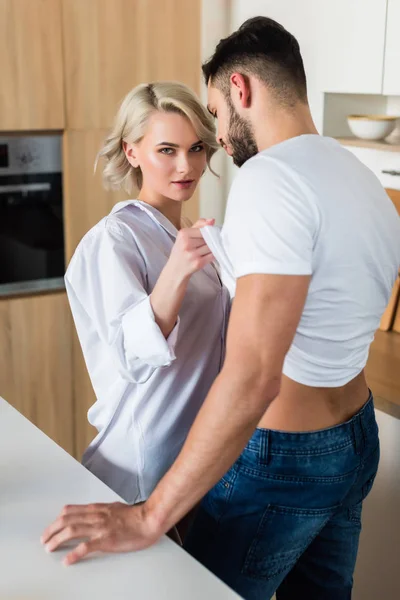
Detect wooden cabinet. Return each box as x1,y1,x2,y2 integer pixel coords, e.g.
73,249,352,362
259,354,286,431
383,0,400,95
0,0,64,130
0,0,203,459
63,130,128,260
63,129,127,458
0,292,74,455
72,330,97,460
62,0,201,129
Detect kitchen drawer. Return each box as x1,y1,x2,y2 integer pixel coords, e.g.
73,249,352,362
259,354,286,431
343,145,400,191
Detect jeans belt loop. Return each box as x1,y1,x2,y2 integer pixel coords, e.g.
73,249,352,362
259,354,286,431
259,429,270,466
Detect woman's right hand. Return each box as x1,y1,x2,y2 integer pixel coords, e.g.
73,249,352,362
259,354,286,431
167,218,215,281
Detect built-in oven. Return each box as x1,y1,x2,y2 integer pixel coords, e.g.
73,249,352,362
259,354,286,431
0,135,64,292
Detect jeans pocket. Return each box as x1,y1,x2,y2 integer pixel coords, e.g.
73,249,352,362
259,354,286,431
242,504,334,581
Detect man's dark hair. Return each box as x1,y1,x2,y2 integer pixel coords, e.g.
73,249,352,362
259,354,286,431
202,16,307,107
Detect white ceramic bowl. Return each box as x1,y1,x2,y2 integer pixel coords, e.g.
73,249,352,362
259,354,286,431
347,115,398,141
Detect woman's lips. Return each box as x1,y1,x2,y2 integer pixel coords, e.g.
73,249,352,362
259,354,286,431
172,180,194,189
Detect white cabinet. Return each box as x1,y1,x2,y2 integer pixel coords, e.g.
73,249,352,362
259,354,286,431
383,0,400,95
231,0,392,97
230,0,327,129
320,0,388,94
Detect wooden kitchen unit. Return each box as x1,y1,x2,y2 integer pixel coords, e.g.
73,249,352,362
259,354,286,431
366,188,400,415
62,0,202,130
1,0,203,459
0,0,64,130
0,292,74,454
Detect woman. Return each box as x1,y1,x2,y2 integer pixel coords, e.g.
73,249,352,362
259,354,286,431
65,82,230,517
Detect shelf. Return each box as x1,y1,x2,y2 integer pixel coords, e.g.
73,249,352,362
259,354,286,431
336,137,400,152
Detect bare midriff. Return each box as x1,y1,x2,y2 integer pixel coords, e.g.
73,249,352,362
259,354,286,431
258,371,370,432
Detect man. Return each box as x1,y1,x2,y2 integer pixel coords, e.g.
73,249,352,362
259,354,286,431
42,17,400,600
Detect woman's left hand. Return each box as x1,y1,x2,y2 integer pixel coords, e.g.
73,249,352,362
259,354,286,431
41,501,160,565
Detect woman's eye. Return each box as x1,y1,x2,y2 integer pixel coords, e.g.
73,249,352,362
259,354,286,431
190,145,205,153
159,148,174,155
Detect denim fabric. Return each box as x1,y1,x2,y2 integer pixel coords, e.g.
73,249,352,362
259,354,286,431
185,394,379,600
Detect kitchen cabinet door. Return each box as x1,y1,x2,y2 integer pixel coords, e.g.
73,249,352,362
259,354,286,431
72,330,97,460
63,130,128,261
62,0,201,129
63,129,126,458
231,0,387,98
383,0,400,95
0,0,64,130
231,0,329,131
0,292,74,455
320,0,388,94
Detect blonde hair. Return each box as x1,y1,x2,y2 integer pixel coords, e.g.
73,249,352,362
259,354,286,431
96,81,219,193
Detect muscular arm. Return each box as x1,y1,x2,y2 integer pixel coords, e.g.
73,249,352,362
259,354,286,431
146,272,311,532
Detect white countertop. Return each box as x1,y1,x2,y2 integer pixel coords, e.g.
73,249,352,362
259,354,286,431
0,397,240,600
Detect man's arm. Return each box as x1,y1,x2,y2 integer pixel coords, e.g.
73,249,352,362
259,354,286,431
145,272,310,531
41,272,310,564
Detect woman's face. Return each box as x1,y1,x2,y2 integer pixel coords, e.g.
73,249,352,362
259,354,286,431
125,111,208,202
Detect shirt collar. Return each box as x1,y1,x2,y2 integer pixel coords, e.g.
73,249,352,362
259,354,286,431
110,200,178,238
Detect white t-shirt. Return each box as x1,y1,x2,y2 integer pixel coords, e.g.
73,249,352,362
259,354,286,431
216,135,400,387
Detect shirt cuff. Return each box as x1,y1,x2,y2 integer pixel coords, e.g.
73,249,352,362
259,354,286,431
121,296,180,368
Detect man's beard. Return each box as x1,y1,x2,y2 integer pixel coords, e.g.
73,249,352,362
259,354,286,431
227,103,259,167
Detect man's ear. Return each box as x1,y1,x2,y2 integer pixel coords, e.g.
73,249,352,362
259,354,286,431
123,141,140,168
230,73,251,109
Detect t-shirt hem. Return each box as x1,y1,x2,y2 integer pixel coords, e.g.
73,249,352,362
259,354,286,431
235,262,312,278
282,365,364,388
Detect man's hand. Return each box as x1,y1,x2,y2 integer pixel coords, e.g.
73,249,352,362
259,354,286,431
40,502,160,566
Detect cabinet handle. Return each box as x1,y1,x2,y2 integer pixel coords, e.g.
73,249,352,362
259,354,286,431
382,169,400,176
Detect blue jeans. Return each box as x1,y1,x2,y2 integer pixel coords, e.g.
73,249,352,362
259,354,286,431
185,394,379,600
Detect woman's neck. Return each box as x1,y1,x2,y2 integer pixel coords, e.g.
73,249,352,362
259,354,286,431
137,188,182,230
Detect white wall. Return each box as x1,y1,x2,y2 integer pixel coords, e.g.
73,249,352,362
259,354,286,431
199,0,231,224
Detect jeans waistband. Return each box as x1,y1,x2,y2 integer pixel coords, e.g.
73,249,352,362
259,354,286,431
245,392,376,459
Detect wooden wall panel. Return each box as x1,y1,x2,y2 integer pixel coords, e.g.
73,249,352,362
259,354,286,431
63,129,128,260
73,330,97,460
387,188,400,215
0,293,74,455
62,0,202,130
0,0,64,130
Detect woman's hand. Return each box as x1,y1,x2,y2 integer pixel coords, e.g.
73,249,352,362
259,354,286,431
167,218,215,282
150,218,215,338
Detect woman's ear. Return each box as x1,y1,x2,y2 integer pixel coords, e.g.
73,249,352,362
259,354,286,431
123,141,140,168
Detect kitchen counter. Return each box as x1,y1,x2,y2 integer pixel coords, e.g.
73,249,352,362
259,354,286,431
0,397,240,600
0,276,65,298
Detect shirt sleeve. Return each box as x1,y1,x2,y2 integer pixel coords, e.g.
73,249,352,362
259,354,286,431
221,155,319,278
66,219,179,384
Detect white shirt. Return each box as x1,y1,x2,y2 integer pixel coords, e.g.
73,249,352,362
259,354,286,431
65,200,230,503
205,135,400,387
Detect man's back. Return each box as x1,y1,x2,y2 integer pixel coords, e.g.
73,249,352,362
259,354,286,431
222,134,400,429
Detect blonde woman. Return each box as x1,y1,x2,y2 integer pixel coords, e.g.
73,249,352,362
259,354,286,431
65,82,229,518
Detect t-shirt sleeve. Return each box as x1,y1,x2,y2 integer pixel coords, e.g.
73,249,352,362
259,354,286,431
221,155,319,278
